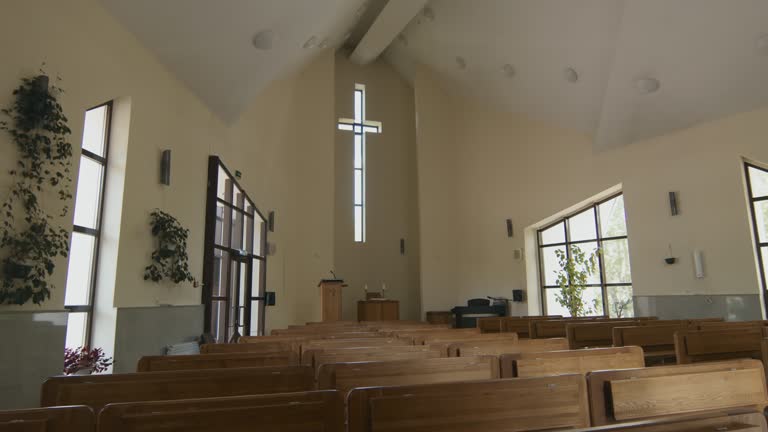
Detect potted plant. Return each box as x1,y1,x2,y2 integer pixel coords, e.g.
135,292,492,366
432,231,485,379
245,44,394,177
63,346,113,375
0,68,73,305
554,245,601,317
144,209,197,285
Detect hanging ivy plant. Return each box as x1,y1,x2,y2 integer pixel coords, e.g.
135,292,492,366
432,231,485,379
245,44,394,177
144,209,197,285
0,69,73,305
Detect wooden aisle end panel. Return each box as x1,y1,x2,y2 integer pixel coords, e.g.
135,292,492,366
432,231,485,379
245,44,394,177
317,356,499,395
500,346,645,378
348,374,589,432
587,359,766,426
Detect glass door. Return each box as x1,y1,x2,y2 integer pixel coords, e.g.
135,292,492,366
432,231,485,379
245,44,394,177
204,156,267,341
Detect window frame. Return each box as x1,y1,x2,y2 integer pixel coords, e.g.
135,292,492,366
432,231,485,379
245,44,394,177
536,192,632,317
64,100,113,348
202,156,268,339
744,162,768,314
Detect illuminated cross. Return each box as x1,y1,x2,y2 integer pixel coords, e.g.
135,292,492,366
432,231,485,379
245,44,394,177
337,84,382,243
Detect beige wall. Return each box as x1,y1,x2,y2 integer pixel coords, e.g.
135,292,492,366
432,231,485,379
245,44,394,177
334,54,421,321
415,64,768,317
0,0,336,333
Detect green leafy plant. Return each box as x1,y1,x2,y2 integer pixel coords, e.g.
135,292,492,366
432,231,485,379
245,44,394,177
554,246,601,317
144,209,197,285
0,69,73,305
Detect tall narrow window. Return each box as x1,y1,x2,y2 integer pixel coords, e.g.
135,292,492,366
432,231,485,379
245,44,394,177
64,102,112,349
744,162,768,313
537,193,633,317
337,84,382,243
203,157,268,341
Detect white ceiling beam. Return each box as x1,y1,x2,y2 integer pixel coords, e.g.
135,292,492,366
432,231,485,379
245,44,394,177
350,0,428,65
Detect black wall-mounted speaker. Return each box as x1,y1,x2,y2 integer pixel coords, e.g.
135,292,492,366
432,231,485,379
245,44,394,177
160,150,171,186
265,291,276,306
268,211,275,232
512,289,524,302
400,238,405,255
669,191,679,216
506,219,514,237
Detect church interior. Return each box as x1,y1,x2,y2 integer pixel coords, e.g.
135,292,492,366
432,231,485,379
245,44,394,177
4,0,768,429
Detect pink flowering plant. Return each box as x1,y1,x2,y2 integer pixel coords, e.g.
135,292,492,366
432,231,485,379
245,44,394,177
63,346,113,375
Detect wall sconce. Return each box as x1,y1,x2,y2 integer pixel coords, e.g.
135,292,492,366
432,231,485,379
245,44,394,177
160,150,171,186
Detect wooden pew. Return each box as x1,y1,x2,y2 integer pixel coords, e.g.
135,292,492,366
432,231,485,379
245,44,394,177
97,390,343,432
500,346,645,378
271,329,382,338
674,327,763,364
308,345,442,369
613,324,688,364
587,359,768,426
388,327,479,340
347,374,590,432
0,406,94,432
411,332,519,355
41,366,314,413
530,317,655,339
200,340,297,355
502,316,562,337
567,320,643,349
300,337,413,365
571,411,767,432
136,351,298,372
448,337,569,357
476,316,505,333
317,356,499,396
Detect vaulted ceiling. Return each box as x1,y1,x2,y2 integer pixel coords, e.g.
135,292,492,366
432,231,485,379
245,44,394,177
101,0,768,150
386,0,768,150
101,0,370,122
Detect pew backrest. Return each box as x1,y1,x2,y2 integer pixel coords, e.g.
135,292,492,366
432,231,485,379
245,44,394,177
448,337,568,357
317,356,499,395
612,324,686,360
674,328,763,364
587,359,767,425
136,351,298,372
41,366,314,413
309,345,442,369
566,321,641,349
300,337,412,357
347,374,590,432
500,346,645,378
200,341,297,355
0,406,94,432
97,390,343,432
570,411,767,432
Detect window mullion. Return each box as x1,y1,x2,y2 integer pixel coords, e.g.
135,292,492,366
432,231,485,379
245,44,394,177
593,202,608,316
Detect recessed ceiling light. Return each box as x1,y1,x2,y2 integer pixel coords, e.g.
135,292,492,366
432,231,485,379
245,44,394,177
303,36,317,49
756,34,768,55
251,30,274,50
455,56,467,70
634,77,661,94
563,67,579,83
502,64,516,78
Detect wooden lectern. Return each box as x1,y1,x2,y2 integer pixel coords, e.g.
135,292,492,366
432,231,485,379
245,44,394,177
319,279,346,321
